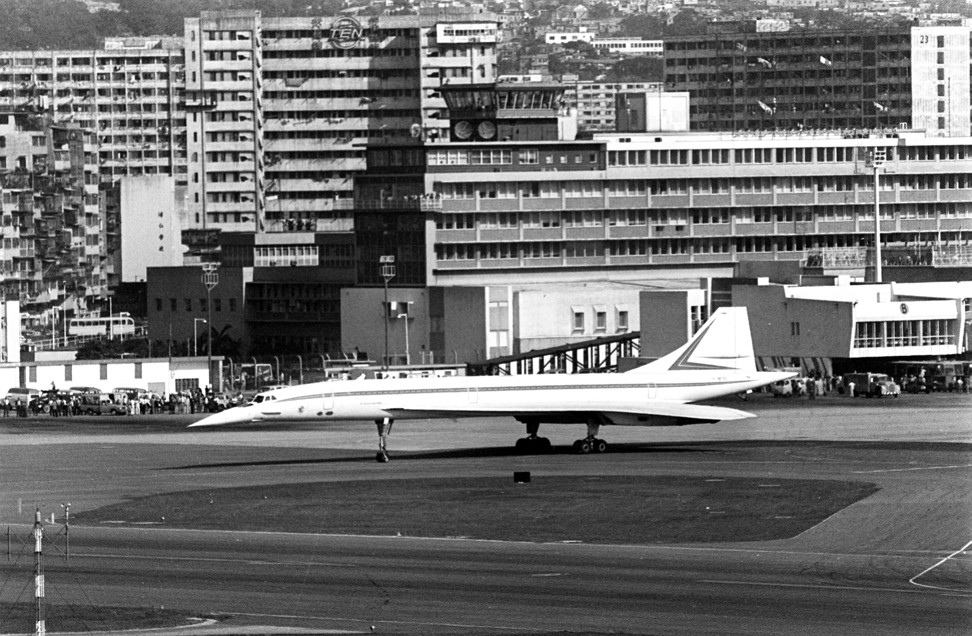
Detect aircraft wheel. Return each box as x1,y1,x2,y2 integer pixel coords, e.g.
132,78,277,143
515,438,527,453
576,439,592,454
594,439,608,454
539,437,552,453
376,452,389,463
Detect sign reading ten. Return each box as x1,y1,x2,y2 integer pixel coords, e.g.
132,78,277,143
329,17,365,49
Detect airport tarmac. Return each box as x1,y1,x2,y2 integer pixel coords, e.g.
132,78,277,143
0,393,970,635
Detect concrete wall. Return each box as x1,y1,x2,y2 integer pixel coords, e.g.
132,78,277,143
733,284,855,358
146,266,250,352
341,287,430,365
1,301,21,364
0,357,217,396
638,289,707,358
120,176,185,283
514,284,641,351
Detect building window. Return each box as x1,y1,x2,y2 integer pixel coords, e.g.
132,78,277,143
617,310,629,331
184,298,191,311
572,309,585,332
100,363,108,380
156,298,162,311
518,149,538,164
215,298,221,312
229,298,237,312
791,321,800,336
64,365,72,382
595,310,607,332
135,363,142,379
170,298,177,311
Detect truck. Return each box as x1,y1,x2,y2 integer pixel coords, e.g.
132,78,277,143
843,372,900,398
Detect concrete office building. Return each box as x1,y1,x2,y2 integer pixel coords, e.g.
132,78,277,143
733,279,972,375
664,24,972,136
567,80,664,133
344,81,972,363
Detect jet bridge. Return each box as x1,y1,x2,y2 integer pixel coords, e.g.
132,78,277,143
469,332,640,376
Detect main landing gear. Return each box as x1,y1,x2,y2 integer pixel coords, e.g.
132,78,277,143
375,417,393,463
515,420,551,454
514,419,609,455
571,420,608,454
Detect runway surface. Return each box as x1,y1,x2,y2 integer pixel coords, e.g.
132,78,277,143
0,393,970,635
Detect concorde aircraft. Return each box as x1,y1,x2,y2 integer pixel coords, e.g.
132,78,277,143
190,308,793,462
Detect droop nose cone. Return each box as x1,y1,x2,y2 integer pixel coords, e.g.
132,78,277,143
188,407,252,428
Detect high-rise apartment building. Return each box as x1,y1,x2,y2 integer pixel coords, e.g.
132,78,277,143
0,113,105,305
184,11,497,233
664,24,971,136
0,38,187,183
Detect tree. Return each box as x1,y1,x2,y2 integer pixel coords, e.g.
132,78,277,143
618,13,665,39
604,56,664,83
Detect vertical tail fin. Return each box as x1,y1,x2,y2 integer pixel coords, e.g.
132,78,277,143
626,308,757,374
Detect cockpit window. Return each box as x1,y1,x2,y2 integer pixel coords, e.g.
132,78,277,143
251,394,276,404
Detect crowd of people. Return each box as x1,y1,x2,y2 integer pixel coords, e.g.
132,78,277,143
0,387,240,418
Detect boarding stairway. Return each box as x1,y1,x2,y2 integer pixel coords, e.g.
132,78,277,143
469,332,640,376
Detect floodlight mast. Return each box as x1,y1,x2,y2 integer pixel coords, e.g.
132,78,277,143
379,255,396,371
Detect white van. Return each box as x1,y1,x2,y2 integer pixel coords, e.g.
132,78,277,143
4,387,40,405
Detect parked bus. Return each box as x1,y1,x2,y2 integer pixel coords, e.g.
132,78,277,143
68,313,135,338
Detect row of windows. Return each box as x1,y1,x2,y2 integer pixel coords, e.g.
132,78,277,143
264,89,418,100
854,320,955,349
264,49,415,59
608,145,972,167
156,297,237,312
262,28,414,40
435,235,828,260
262,69,418,79
437,204,972,231
436,174,972,200
265,109,415,120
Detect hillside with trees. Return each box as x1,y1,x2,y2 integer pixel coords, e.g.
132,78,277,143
0,0,345,50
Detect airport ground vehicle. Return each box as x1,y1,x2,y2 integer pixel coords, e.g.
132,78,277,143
77,393,126,415
843,372,900,397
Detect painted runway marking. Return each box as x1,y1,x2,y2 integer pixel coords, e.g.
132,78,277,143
232,611,543,632
853,463,972,474
909,538,972,592
702,579,971,597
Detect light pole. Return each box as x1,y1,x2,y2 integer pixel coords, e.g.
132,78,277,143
201,264,219,392
871,147,887,284
397,313,410,366
193,318,207,357
379,255,396,370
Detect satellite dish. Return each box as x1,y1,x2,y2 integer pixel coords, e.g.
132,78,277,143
477,121,496,140
410,123,422,138
453,120,474,140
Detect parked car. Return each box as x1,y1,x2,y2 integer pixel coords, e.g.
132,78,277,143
770,379,793,397
69,386,102,395
4,387,39,406
77,393,126,415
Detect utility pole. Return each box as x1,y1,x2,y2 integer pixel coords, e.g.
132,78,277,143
379,255,396,371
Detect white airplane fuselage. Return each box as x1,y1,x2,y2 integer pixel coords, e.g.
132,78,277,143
201,369,787,427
